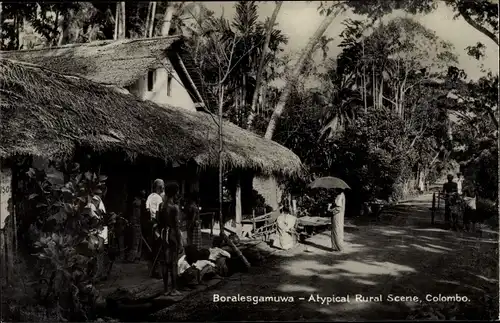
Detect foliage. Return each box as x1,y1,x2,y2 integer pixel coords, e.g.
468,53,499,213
296,189,333,218
335,0,498,46
448,72,498,201
185,1,289,126
250,190,273,215
9,162,125,321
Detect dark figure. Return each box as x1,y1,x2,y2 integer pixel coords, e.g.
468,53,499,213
128,191,145,262
157,182,182,296
442,174,458,228
185,193,202,250
462,182,477,232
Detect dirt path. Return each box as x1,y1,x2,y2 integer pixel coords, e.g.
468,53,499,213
152,194,499,321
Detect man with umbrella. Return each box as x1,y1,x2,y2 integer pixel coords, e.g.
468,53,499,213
309,176,350,252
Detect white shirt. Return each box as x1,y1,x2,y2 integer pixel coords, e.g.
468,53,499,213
88,199,108,244
178,255,191,275
146,193,163,218
209,247,231,261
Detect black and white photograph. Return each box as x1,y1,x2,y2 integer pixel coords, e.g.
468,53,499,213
0,0,498,321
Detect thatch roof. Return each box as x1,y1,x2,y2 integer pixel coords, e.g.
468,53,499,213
0,36,215,108
0,59,303,178
1,36,179,87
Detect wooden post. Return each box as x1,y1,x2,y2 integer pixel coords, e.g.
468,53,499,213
252,209,256,232
210,212,214,238
5,220,13,282
431,192,436,225
235,175,242,237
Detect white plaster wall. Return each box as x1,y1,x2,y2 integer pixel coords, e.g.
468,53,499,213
128,58,197,112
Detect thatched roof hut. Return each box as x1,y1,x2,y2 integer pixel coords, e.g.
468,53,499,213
0,59,303,178
0,35,215,109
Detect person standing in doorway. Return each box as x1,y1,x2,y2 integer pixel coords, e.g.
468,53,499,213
146,179,165,277
328,188,346,252
157,182,182,296
186,192,202,250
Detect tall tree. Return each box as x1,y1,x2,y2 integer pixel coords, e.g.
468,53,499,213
160,2,174,36
148,1,156,37
346,0,499,47
247,1,282,130
114,2,119,39
264,3,345,139
120,1,126,39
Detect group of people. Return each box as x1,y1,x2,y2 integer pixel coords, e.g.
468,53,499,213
442,173,477,231
142,179,231,296
142,179,206,296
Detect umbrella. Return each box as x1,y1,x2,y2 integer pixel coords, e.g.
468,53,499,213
308,176,351,190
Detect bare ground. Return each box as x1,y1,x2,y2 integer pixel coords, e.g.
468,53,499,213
151,194,499,321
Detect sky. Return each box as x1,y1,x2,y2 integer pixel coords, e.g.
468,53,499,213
204,1,498,81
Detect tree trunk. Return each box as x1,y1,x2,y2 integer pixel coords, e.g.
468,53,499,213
0,2,3,49
362,39,367,112
114,2,119,40
264,6,343,140
148,1,157,37
241,74,247,127
218,85,225,237
458,6,499,47
235,176,242,237
260,84,267,115
144,2,153,38
160,3,174,36
372,63,376,109
247,1,282,130
120,2,126,39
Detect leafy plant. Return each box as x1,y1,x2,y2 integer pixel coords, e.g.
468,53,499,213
10,162,125,321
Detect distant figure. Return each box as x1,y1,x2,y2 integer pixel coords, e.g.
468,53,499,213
462,180,477,232
185,192,202,250
456,173,464,195
157,182,182,296
442,174,458,227
328,188,346,252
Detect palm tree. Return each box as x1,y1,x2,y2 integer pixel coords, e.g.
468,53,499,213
264,3,346,139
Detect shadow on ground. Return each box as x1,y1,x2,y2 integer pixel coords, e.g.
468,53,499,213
152,194,499,321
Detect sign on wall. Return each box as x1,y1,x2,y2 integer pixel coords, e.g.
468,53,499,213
0,168,12,230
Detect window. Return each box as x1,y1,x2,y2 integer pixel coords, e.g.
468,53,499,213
167,73,173,96
147,70,155,91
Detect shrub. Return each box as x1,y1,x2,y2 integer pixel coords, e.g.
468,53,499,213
6,162,124,321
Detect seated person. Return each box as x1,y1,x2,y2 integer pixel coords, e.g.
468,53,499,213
178,245,217,286
208,239,231,277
